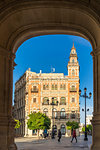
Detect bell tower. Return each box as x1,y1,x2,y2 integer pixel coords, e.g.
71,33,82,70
67,43,79,77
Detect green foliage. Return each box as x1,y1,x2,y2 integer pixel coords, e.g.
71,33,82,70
87,124,92,131
15,119,21,129
82,126,85,132
82,125,92,133
67,126,72,130
66,121,79,130
27,112,51,131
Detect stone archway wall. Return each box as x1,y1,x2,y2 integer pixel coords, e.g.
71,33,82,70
0,1,100,150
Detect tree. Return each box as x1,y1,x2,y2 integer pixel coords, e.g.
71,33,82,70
82,124,92,135
15,119,21,129
27,112,51,137
66,121,79,130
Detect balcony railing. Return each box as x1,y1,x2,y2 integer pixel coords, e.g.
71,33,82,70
31,89,38,93
70,88,77,92
59,103,66,105
70,114,76,119
42,103,49,105
60,116,66,119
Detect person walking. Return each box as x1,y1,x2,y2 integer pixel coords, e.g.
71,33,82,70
71,129,77,143
58,129,62,142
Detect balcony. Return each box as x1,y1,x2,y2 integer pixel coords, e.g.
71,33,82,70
60,103,66,105
31,89,38,93
70,114,76,119
60,116,66,119
69,88,77,92
42,103,49,105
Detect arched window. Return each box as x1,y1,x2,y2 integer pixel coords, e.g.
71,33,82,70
43,84,49,90
55,84,57,90
52,84,57,90
52,84,54,90
52,97,58,105
43,97,49,105
71,85,76,91
43,85,46,90
63,84,66,90
60,97,66,105
72,69,75,76
52,125,57,134
43,108,48,116
72,59,75,63
61,124,66,135
60,108,66,118
53,108,57,118
60,84,66,90
60,84,63,90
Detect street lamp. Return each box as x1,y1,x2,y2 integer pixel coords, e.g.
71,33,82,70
47,97,58,139
79,88,92,141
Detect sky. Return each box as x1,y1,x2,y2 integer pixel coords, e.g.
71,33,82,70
13,34,93,123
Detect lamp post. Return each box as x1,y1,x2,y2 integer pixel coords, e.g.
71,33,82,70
79,88,92,141
47,97,58,139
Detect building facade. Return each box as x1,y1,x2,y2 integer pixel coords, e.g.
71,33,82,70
14,44,80,136
86,115,93,125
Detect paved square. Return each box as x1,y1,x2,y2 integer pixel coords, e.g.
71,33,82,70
15,135,92,150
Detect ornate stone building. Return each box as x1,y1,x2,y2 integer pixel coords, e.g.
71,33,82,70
14,44,80,136
0,1,100,149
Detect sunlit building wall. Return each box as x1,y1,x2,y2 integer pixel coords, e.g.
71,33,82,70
14,44,80,136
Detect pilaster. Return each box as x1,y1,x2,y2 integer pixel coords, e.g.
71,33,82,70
91,48,100,150
0,46,17,150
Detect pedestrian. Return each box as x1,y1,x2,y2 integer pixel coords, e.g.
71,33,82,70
43,129,47,138
71,129,77,143
58,129,62,142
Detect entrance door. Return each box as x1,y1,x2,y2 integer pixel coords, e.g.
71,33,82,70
61,124,66,135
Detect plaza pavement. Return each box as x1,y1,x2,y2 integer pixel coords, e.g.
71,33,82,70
15,135,92,150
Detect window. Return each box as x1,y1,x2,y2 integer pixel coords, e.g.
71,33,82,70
63,84,66,90
52,84,57,90
61,124,66,135
52,125,57,134
52,108,57,118
72,59,75,63
72,69,75,76
52,84,54,90
43,97,49,105
33,98,36,103
31,86,38,92
60,97,66,105
43,85,45,90
60,108,65,118
60,84,66,90
43,108,48,116
52,97,58,105
71,112,76,119
72,97,75,103
33,86,37,91
55,84,57,90
60,84,63,90
71,85,76,91
43,84,49,90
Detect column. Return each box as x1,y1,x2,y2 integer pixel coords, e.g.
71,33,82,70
0,47,17,150
91,48,100,150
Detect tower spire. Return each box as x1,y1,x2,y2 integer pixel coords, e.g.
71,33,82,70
72,42,75,48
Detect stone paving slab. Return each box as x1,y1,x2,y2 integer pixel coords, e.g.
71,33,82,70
15,135,92,150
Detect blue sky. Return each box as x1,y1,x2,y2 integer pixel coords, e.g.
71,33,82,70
13,35,93,123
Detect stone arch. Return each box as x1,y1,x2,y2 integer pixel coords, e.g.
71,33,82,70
0,1,100,150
